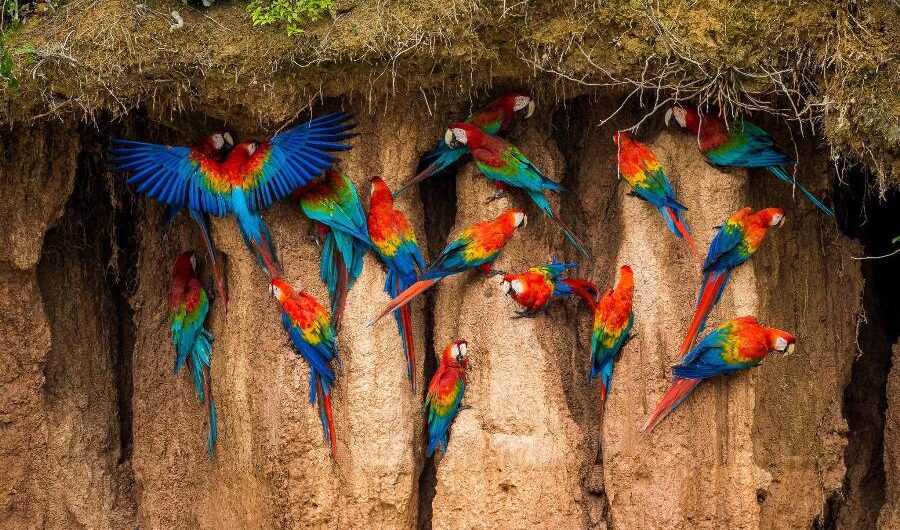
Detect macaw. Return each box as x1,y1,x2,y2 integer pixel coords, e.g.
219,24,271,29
112,112,357,279
613,131,699,258
642,316,796,433
294,169,372,330
396,93,535,195
369,209,527,326
444,123,588,254
500,259,598,316
665,105,834,217
168,251,217,457
270,278,339,457
590,265,635,428
367,176,427,390
161,131,234,311
425,339,469,457
677,207,784,359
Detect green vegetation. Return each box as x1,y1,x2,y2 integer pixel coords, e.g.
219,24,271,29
248,0,334,35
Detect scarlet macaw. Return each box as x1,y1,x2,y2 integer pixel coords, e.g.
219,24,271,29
396,93,534,194
665,105,834,217
444,123,587,254
614,131,699,258
271,278,340,457
168,251,217,457
294,170,372,330
590,265,635,424
112,112,356,279
500,259,598,316
678,207,784,359
369,209,527,326
425,339,469,457
367,176,426,390
642,316,796,433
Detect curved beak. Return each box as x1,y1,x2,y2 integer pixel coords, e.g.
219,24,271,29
444,129,456,147
499,279,512,295
521,214,528,228
784,343,796,356
777,216,786,228
664,108,673,127
524,100,535,119
223,132,234,147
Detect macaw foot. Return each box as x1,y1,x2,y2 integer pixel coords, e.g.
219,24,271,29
486,269,506,277
306,234,322,247
459,404,473,411
485,190,509,204
623,333,638,347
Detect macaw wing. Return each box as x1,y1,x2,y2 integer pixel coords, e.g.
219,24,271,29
427,377,464,450
301,178,370,244
641,163,676,201
706,119,793,167
681,326,729,365
241,112,357,212
426,230,481,276
111,140,232,216
591,313,633,378
704,221,744,270
283,312,336,383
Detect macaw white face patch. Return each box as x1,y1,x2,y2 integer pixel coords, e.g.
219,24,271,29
514,212,527,227
190,253,197,271
510,279,523,294
211,133,225,150
770,213,785,227
271,285,282,299
774,336,788,351
446,127,468,146
665,106,687,127
247,142,258,156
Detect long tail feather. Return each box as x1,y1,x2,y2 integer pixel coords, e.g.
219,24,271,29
560,278,599,310
400,304,416,392
678,271,729,358
369,278,438,327
768,166,835,218
642,378,701,433
551,212,590,256
394,163,440,197
190,209,228,312
202,366,217,458
331,251,350,331
315,376,337,458
664,206,700,260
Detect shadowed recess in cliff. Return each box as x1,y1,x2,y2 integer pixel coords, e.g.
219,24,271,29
415,150,460,530
817,167,900,529
36,123,138,527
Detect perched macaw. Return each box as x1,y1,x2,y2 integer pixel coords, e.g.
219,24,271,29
294,170,372,330
367,177,427,390
112,112,356,279
678,207,784,359
665,105,834,217
642,316,796,433
168,251,217,457
613,131,699,258
444,123,588,254
590,265,635,425
396,93,535,195
425,339,469,457
271,278,339,457
500,259,598,316
162,131,234,311
369,209,527,326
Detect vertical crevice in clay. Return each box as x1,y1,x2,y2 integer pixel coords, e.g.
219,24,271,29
414,156,460,530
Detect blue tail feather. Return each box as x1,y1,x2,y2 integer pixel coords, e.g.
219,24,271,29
767,166,835,217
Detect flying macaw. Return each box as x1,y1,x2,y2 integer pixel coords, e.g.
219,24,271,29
367,176,427,390
369,209,527,326
161,131,233,311
270,278,339,457
665,105,834,217
294,169,372,330
678,207,784,359
642,316,796,433
168,251,217,457
112,112,357,280
425,339,469,457
613,131,699,258
590,265,635,431
500,259,598,316
444,123,588,255
396,93,535,195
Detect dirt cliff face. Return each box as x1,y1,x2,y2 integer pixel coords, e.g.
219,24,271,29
0,94,887,530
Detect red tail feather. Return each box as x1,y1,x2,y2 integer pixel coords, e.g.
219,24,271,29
251,238,282,279
396,277,417,392
370,279,437,327
642,378,701,433
678,272,727,358
395,163,439,195
317,378,338,458
562,278,599,310
665,207,700,260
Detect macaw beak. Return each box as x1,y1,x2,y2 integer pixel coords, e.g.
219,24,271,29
664,108,673,127
524,100,535,118
777,216,786,228
784,343,796,356
499,279,512,295
223,132,234,147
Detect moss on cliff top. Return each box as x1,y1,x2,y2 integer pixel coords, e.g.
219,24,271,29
0,0,896,185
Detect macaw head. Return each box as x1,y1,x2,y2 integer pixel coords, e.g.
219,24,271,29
270,278,295,303
196,131,234,161
617,264,634,289
769,330,797,356
369,176,393,205
664,105,701,133
510,209,528,228
506,93,535,118
499,274,524,297
758,207,786,228
445,122,481,148
171,250,197,281
612,130,633,147
449,339,469,369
